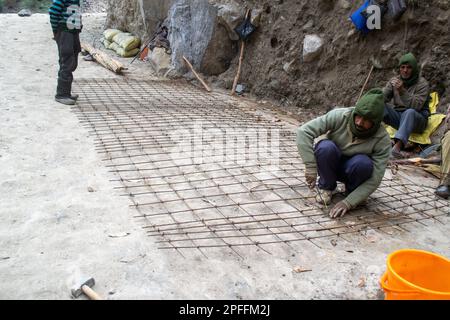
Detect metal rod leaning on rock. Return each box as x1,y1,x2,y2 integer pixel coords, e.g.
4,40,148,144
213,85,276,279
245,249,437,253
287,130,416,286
81,42,127,74
231,9,251,96
182,56,211,92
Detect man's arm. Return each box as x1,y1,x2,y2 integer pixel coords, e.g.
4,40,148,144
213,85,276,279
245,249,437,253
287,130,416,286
342,134,391,208
398,78,430,111
296,109,343,171
49,0,65,35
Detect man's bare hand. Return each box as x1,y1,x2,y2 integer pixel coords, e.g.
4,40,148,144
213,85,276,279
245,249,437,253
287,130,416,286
391,78,404,92
305,167,317,189
329,201,350,218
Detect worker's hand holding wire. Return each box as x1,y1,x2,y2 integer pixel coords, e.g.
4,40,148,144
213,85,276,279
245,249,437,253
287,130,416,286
304,167,317,189
329,201,350,219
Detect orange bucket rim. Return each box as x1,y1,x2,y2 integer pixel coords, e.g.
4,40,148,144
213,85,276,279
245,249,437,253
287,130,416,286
387,248,450,296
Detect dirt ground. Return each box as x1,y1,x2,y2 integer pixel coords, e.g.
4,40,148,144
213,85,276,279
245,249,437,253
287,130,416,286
0,13,449,300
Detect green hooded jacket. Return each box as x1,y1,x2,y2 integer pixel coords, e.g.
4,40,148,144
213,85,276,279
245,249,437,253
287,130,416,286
297,89,391,208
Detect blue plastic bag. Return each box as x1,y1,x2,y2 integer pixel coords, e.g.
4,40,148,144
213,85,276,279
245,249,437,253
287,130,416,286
350,0,371,34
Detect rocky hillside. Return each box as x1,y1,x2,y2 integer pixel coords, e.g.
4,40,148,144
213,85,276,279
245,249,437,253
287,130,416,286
106,0,450,116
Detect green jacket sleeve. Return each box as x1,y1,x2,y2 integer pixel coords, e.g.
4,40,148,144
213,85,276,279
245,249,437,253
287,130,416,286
343,133,391,208
296,109,343,170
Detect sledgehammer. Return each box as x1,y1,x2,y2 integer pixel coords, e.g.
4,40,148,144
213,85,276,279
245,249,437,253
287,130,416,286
71,277,103,300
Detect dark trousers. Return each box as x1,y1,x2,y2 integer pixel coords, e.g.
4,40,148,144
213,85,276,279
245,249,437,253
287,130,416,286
314,140,373,193
383,104,428,145
55,31,81,98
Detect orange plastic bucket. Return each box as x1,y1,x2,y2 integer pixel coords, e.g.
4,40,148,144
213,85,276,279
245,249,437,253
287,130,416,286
380,249,450,300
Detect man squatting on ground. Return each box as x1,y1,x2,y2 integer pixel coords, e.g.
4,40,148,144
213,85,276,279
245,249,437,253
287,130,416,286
383,53,430,158
49,0,82,105
297,89,391,219
435,105,450,199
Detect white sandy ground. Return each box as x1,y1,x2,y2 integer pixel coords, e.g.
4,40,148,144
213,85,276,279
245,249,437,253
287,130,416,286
0,14,449,300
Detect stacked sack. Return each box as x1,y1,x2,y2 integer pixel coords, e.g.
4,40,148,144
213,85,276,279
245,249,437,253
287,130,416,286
103,29,141,58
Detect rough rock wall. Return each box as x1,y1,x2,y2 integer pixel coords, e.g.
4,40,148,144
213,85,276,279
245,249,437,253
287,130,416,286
217,0,450,114
105,0,174,40
107,0,450,114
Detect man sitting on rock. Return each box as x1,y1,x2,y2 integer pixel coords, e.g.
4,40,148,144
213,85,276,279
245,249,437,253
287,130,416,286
297,89,391,218
435,105,450,199
383,53,430,158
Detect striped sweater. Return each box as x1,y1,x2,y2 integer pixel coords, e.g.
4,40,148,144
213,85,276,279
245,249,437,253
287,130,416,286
49,0,82,33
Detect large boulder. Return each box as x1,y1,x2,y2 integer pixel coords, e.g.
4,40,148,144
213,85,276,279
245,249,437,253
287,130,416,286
168,0,237,76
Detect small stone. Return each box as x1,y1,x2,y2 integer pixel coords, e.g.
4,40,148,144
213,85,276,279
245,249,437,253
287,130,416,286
87,187,95,192
235,84,246,95
302,19,314,31
347,29,356,38
338,0,351,10
283,59,295,73
302,34,324,62
35,69,40,72
18,9,32,17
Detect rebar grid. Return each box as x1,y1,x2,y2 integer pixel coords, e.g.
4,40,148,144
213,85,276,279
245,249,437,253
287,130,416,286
72,78,449,255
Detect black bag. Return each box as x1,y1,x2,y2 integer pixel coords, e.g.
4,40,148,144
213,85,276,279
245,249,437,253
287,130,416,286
234,15,256,41
387,0,407,20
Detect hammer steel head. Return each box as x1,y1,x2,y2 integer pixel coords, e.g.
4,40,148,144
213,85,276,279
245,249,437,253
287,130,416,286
71,277,95,298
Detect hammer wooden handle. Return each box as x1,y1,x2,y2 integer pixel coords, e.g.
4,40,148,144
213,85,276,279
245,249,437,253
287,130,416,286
82,285,103,300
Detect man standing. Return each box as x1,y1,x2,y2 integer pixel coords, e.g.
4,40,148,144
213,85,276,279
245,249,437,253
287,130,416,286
383,53,430,158
297,89,391,218
49,0,82,105
435,105,450,199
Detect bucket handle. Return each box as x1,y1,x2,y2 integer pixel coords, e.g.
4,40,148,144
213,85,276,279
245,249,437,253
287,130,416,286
380,272,421,295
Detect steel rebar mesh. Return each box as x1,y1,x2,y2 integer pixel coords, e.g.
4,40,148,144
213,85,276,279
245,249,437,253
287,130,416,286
72,78,449,254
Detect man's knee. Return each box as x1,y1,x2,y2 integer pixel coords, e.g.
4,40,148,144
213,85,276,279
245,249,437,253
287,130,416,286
347,155,373,177
314,140,341,158
402,108,417,119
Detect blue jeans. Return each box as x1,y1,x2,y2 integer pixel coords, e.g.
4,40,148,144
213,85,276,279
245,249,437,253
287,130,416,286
383,104,428,145
314,140,373,193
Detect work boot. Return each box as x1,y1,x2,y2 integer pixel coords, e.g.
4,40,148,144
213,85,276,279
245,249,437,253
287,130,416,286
435,185,450,199
315,189,333,206
55,96,76,105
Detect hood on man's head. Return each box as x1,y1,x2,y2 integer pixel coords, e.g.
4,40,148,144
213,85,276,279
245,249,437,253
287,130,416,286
398,52,420,86
350,88,384,138
354,88,384,124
